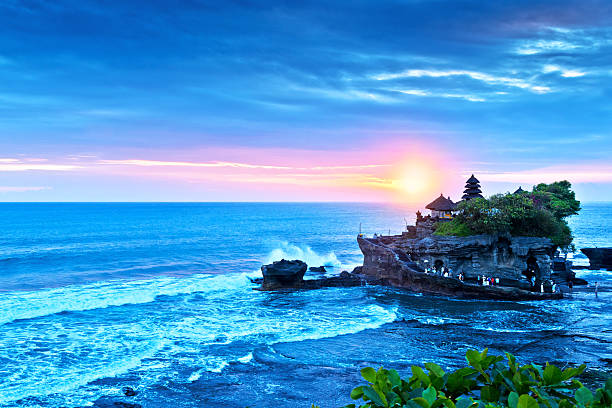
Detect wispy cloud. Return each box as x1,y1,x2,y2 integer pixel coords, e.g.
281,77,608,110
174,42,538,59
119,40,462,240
474,164,612,184
0,186,50,192
516,40,581,55
372,69,551,94
0,159,80,172
98,159,390,171
392,89,486,102
542,65,587,78
514,26,612,57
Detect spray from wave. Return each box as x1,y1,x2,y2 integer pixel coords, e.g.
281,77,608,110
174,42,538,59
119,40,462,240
264,242,343,269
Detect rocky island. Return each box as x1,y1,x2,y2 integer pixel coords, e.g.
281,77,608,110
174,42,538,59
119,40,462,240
256,176,583,301
355,176,582,300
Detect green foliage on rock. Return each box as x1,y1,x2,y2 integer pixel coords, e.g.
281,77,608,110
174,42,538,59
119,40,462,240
344,349,611,408
434,219,474,237
434,181,580,249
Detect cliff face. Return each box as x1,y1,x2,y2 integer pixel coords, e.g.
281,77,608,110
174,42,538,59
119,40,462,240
357,234,561,300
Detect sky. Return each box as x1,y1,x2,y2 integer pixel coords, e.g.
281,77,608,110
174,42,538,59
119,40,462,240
0,0,611,202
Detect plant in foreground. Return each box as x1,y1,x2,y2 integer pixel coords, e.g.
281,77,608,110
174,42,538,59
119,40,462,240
342,349,611,408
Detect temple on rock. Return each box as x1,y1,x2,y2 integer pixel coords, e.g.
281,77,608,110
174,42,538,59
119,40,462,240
422,174,483,221
355,173,564,300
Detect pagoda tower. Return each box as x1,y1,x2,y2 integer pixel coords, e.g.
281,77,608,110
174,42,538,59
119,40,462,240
462,174,484,200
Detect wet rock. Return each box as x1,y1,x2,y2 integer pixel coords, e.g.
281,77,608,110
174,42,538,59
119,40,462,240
299,273,363,289
309,266,327,272
573,277,589,286
122,387,137,397
260,259,307,289
92,397,142,408
357,236,563,301
581,247,612,270
254,264,363,290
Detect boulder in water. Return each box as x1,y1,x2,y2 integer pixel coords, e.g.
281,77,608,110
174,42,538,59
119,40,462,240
309,265,327,272
581,247,612,270
261,259,307,289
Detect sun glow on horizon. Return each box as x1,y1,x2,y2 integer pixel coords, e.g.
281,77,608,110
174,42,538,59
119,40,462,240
389,158,443,203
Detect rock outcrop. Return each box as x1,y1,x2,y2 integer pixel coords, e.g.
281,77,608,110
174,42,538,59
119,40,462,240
260,259,307,289
254,262,363,290
357,235,562,300
581,247,612,270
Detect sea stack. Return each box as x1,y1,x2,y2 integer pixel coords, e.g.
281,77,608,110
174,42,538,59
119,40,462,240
260,259,307,289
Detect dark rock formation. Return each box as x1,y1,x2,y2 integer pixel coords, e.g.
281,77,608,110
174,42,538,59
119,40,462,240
92,397,142,408
309,266,327,272
253,264,364,290
299,272,363,289
260,259,307,289
357,236,562,300
122,387,137,397
581,247,612,270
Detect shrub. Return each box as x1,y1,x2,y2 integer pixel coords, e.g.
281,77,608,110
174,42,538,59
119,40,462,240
434,219,474,237
344,349,611,408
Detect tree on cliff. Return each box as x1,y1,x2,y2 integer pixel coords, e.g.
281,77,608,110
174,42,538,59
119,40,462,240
435,180,580,250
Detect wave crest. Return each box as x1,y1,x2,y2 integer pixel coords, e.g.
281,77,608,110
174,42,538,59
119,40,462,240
264,242,342,269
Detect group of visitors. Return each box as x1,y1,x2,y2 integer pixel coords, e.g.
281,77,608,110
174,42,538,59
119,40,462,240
477,275,499,286
423,266,454,277
529,277,559,293
422,265,469,282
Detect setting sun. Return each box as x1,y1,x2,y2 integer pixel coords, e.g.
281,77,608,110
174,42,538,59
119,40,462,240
392,159,440,201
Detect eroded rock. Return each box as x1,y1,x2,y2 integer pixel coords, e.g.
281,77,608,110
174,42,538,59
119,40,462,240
260,259,307,289
357,235,563,300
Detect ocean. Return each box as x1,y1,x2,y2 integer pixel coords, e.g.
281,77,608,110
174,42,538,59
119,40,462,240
0,202,610,407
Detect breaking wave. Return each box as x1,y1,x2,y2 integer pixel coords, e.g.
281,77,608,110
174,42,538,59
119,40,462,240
0,272,396,405
0,273,251,327
264,242,343,269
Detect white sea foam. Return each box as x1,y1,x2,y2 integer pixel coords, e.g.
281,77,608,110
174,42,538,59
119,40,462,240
264,242,342,269
0,269,397,405
238,352,254,363
0,272,251,327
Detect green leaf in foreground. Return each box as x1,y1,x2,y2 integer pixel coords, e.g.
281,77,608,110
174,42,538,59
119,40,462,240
340,349,610,408
575,387,594,405
361,367,377,383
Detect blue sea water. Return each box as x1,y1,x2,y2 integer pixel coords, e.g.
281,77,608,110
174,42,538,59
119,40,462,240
0,203,610,407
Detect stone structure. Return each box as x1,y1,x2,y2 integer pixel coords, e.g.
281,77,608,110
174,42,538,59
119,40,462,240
357,234,561,300
369,234,553,283
357,169,562,300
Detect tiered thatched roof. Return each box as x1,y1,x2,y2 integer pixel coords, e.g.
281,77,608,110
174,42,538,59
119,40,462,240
462,174,483,200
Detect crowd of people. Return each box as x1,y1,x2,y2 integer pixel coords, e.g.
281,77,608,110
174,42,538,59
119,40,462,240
418,261,562,293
